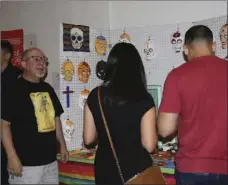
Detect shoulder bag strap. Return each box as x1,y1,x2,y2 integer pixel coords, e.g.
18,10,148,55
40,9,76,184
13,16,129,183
97,87,126,185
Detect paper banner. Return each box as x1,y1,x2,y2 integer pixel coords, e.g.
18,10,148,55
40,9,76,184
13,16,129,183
1,29,24,69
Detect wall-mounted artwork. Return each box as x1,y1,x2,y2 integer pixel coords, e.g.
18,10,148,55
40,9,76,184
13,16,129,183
62,23,90,52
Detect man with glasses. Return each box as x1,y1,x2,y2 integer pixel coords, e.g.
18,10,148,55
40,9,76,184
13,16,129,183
1,40,22,185
1,47,69,184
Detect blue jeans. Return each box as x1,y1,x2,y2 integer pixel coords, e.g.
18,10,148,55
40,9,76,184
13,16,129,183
175,170,228,185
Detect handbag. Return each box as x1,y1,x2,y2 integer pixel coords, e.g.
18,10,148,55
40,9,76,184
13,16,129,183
97,87,167,185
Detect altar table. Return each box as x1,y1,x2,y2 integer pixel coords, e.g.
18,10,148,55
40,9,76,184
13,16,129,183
57,150,176,185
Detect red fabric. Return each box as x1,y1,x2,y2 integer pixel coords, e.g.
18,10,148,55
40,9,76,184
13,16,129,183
58,161,94,176
159,56,227,174
1,29,24,69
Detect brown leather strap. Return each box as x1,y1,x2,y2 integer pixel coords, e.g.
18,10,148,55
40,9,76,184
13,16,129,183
97,87,126,185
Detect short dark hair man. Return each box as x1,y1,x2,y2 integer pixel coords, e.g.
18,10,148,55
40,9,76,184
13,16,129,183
1,47,68,184
1,40,22,185
157,25,227,185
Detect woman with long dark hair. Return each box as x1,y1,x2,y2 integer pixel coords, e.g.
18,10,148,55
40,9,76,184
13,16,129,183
83,43,157,185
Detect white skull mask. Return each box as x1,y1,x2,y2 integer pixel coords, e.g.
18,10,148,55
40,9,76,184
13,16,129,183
144,38,156,60
70,28,83,50
119,32,131,43
162,137,178,151
219,24,228,49
62,119,75,142
78,89,90,110
171,31,183,53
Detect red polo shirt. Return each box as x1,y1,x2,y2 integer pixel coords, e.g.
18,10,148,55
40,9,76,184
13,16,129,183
159,56,227,174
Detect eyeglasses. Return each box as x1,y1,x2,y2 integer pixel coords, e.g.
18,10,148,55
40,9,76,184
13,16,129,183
26,56,49,66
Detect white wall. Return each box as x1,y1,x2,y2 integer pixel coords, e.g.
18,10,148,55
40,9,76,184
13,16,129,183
110,1,227,29
0,0,110,88
0,1,227,88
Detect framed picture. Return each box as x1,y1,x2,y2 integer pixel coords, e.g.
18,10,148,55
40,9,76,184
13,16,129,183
147,85,162,113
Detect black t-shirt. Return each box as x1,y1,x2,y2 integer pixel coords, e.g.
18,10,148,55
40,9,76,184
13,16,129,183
1,77,64,166
87,86,155,183
1,63,22,152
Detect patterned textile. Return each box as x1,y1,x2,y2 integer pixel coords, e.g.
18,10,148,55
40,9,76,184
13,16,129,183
57,150,176,184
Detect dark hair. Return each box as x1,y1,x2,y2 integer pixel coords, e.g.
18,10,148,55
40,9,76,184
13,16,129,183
184,25,213,45
102,42,148,104
1,40,14,59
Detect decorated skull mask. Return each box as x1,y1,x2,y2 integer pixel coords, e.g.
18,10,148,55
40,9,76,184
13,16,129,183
162,137,178,152
62,119,75,142
219,24,228,49
144,37,156,61
95,35,107,56
61,59,75,81
77,61,91,83
171,31,183,53
70,28,83,50
119,32,131,43
96,60,107,80
78,89,90,110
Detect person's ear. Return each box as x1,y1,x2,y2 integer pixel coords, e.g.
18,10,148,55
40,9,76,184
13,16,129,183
183,45,189,56
212,41,216,53
20,60,26,69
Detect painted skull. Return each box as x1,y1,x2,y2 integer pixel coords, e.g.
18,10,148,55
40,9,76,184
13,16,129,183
219,24,228,49
144,37,156,60
95,35,107,56
119,32,131,43
171,31,183,53
70,27,83,50
61,59,74,81
77,61,91,83
162,137,178,152
78,89,90,110
96,60,107,80
62,119,75,142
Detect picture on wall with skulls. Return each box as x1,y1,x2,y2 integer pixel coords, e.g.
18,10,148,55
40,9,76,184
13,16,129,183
62,23,90,52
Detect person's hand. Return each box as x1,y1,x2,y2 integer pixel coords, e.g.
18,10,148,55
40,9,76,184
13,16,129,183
60,145,69,163
7,155,23,177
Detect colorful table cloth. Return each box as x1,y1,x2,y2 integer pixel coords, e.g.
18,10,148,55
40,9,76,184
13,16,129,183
57,150,176,184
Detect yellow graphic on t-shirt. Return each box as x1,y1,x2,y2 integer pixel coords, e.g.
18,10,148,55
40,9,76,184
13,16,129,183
30,92,55,133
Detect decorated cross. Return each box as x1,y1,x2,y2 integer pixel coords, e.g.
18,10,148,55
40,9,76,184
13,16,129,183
62,86,74,108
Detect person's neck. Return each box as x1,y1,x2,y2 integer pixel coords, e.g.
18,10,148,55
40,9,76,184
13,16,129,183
1,61,9,73
191,50,214,60
22,73,40,83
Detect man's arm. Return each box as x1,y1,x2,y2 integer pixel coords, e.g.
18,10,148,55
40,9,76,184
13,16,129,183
157,113,178,137
157,70,181,138
1,120,18,158
55,117,67,147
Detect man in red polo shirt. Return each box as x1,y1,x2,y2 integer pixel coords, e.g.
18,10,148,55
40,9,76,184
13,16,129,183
157,25,227,185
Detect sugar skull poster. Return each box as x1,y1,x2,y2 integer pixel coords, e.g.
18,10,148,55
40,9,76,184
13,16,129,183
171,30,183,53
61,59,75,81
144,37,156,61
77,61,91,83
62,23,90,52
95,35,107,56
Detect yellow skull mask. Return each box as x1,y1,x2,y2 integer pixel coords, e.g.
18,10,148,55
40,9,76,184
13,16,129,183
61,59,75,81
95,35,107,56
